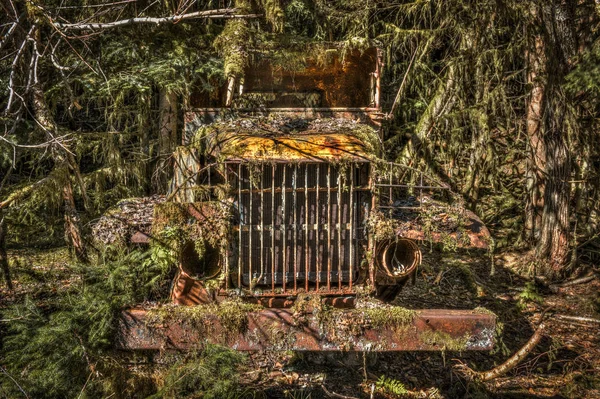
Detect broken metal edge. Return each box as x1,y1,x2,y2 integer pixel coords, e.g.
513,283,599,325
117,308,496,352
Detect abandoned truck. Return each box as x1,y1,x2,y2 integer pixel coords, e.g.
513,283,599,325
116,47,496,351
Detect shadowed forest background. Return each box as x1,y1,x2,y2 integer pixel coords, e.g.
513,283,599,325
1,0,599,398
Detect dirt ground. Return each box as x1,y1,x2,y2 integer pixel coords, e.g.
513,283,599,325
1,246,599,398
242,248,600,398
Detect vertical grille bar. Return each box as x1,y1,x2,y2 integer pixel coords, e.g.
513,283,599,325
282,165,287,293
349,165,354,289
224,165,229,290
293,164,298,293
305,164,309,292
237,163,242,289
389,163,393,214
259,164,264,286
249,166,253,287
327,164,332,290
315,164,320,290
271,164,276,292
337,171,342,290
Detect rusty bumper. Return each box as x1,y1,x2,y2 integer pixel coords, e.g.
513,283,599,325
117,308,495,351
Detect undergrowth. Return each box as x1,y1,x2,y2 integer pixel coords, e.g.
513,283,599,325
0,248,171,398
150,345,249,399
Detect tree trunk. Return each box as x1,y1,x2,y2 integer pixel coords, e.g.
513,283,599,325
398,64,457,165
537,124,571,278
61,175,88,262
31,76,88,262
159,89,178,156
524,14,546,242
155,89,178,193
0,209,12,290
526,0,577,280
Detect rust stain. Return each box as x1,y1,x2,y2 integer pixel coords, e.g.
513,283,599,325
171,271,212,305
217,133,368,161
399,213,491,249
118,308,495,352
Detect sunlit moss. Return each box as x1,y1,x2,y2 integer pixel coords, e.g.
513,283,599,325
419,330,469,351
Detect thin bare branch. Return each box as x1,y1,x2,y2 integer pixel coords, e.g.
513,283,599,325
51,8,260,31
5,25,35,115
387,46,418,120
0,366,29,399
0,18,20,52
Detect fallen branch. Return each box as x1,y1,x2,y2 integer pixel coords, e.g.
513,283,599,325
52,9,261,31
555,314,600,324
549,274,597,293
455,322,546,382
322,384,359,399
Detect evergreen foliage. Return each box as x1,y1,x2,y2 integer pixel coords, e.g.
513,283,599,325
150,345,247,399
0,0,600,395
0,249,171,398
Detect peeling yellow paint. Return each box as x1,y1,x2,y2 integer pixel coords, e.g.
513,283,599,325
215,133,370,161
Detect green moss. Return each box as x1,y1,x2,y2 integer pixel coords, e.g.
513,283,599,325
362,306,416,328
214,20,249,78
150,201,232,273
473,307,496,316
146,300,263,337
366,211,396,241
420,330,469,351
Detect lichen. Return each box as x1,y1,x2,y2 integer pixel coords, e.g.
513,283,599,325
367,210,397,242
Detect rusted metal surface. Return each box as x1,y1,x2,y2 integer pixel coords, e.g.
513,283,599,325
374,162,491,249
118,308,495,351
376,238,420,278
229,162,368,297
240,296,356,309
171,271,212,305
216,133,369,162
189,48,380,110
399,213,491,249
184,110,384,138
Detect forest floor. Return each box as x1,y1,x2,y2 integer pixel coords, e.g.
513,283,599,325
1,246,599,398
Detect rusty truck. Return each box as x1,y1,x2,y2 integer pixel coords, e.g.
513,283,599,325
118,46,496,352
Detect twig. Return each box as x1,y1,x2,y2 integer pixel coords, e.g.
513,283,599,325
455,322,546,382
554,314,600,324
52,9,260,31
321,385,359,399
0,366,29,398
76,371,93,399
387,46,418,120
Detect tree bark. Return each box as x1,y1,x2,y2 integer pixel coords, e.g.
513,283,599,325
526,0,576,279
155,89,178,193
159,89,178,156
525,10,547,242
31,68,88,262
0,209,12,290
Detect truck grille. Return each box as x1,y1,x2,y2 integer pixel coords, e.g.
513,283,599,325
226,162,370,295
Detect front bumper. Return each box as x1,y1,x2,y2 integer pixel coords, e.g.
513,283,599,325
118,307,496,351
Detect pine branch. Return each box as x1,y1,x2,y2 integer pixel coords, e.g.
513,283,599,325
51,8,261,31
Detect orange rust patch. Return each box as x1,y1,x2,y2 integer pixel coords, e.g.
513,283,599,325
217,133,369,162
